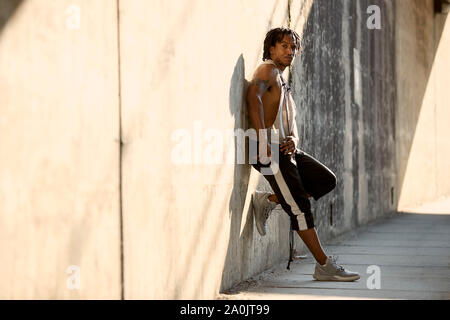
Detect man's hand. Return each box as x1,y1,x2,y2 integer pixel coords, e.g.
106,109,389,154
280,136,297,155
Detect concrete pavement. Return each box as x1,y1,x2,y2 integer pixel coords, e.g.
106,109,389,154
218,198,450,300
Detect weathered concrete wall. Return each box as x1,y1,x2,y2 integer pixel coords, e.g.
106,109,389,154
290,0,398,242
289,0,450,241
0,0,448,299
0,0,121,298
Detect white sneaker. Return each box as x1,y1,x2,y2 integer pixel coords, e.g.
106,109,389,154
313,255,360,281
252,191,277,236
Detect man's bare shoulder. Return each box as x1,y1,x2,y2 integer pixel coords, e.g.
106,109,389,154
251,63,278,85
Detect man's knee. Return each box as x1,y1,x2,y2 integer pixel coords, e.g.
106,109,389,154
329,173,337,190
324,172,337,193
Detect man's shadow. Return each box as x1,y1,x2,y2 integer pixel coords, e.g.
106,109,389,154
219,54,256,292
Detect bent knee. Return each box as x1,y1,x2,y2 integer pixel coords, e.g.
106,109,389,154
326,173,337,192
331,174,337,189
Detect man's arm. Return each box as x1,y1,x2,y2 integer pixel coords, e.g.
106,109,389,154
246,65,277,141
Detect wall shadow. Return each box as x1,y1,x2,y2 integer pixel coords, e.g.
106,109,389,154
219,54,254,293
0,0,23,36
219,0,292,294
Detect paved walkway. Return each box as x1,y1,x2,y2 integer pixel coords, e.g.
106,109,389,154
218,198,450,300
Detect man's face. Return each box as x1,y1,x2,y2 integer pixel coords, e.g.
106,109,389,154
270,34,299,67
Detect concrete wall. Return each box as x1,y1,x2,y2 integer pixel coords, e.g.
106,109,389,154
0,0,448,299
119,0,293,300
289,0,398,241
0,0,121,299
289,0,450,240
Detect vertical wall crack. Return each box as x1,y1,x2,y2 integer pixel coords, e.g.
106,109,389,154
116,0,124,300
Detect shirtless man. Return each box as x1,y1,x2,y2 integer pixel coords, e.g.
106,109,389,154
246,27,360,281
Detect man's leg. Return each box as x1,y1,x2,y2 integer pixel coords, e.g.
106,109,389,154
268,193,328,265
288,150,336,265
254,149,328,265
269,193,311,204
269,192,328,265
297,228,327,265
257,152,359,280
294,151,337,202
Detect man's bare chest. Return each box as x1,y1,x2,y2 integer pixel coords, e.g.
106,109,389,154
259,85,281,127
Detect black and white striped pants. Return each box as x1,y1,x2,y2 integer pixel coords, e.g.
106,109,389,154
252,147,337,231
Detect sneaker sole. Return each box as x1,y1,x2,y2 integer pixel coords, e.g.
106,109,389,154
313,274,360,282
252,194,266,236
